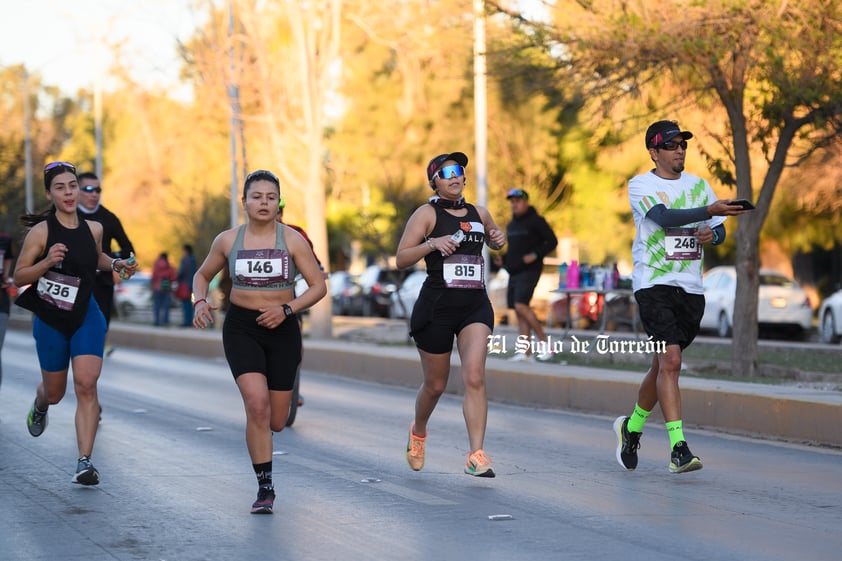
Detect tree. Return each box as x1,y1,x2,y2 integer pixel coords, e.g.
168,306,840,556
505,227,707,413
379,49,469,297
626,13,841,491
498,0,842,375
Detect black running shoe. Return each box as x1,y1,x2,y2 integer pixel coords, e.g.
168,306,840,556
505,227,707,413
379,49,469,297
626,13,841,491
251,486,275,514
72,456,101,485
27,401,48,437
669,441,703,474
613,416,641,470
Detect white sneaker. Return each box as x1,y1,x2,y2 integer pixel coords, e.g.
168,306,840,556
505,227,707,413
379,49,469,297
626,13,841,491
509,353,534,363
536,350,555,361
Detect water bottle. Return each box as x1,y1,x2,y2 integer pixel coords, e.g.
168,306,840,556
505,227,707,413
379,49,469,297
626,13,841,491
603,265,614,290
558,262,568,290
580,263,591,287
120,252,136,280
566,260,580,288
595,266,606,290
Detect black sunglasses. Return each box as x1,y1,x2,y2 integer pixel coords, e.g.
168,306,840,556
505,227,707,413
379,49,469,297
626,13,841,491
657,140,688,151
81,185,102,193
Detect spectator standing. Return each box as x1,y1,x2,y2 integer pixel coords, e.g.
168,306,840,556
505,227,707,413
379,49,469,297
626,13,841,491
177,244,197,326
502,188,558,362
0,231,14,389
614,120,747,474
77,172,134,355
152,252,177,326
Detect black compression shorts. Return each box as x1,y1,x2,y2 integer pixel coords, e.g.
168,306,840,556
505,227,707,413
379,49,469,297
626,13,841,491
222,303,301,391
409,286,494,354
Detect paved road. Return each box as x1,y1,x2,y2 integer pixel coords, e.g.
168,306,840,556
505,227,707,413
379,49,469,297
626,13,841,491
1,331,840,561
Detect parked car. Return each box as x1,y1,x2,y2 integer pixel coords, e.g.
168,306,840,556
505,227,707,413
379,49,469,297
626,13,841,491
699,266,813,339
357,264,412,317
818,288,842,343
490,262,637,331
329,271,362,316
389,270,427,319
114,272,153,318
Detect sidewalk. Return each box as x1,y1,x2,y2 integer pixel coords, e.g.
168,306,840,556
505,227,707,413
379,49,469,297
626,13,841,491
9,314,842,447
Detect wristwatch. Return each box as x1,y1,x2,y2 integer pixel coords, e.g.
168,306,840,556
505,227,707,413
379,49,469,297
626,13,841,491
282,304,294,318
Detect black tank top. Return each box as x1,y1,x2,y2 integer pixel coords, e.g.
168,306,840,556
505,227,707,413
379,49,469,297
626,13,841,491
423,203,487,290
16,211,98,336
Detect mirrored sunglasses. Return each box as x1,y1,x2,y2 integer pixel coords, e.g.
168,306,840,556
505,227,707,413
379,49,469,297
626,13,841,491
81,185,102,193
657,140,688,151
434,165,465,180
43,161,76,174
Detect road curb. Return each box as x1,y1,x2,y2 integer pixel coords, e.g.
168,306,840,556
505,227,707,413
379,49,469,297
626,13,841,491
10,315,842,447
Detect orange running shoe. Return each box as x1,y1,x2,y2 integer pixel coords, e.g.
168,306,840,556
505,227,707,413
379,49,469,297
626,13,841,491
464,449,495,478
405,423,426,471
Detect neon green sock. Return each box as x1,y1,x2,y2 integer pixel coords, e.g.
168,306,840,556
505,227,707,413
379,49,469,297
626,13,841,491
626,403,650,433
665,420,685,448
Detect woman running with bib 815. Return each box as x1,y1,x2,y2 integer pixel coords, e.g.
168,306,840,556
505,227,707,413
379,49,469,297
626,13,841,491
191,169,326,514
397,152,506,478
14,161,138,486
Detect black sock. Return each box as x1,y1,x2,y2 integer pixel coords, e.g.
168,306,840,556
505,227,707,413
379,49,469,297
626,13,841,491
253,461,273,488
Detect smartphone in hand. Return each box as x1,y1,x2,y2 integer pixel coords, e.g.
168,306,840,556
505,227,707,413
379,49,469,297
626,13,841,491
731,199,755,210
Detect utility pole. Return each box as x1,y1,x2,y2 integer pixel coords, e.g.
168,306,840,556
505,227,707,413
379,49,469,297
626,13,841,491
228,0,241,228
95,74,103,180
23,69,33,214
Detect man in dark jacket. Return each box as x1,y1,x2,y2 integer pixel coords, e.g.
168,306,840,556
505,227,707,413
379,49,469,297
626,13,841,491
77,172,135,354
503,188,558,361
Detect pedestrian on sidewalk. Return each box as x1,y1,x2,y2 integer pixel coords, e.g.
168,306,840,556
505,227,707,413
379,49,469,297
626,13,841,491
190,169,326,514
77,171,135,355
614,120,748,474
151,252,177,326
14,161,137,486
502,188,558,362
177,244,197,326
396,151,507,478
0,231,15,389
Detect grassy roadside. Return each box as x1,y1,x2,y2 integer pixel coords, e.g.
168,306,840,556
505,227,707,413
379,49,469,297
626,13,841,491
532,338,842,388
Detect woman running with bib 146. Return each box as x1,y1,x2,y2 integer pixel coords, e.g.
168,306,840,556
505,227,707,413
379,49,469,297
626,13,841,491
191,169,326,514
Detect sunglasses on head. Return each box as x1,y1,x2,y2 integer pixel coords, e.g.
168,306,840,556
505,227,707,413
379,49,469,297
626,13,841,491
245,169,280,185
434,165,465,180
657,140,688,151
81,185,102,193
44,161,76,174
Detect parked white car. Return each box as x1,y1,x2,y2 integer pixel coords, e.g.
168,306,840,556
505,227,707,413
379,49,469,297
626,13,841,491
114,272,154,318
700,266,813,339
818,289,842,343
389,270,427,319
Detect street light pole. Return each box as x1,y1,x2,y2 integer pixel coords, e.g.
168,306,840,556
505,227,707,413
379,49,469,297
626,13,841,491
473,0,490,277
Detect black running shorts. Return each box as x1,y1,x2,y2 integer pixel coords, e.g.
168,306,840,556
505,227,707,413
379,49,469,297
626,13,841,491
409,286,494,354
634,285,705,350
506,269,541,308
